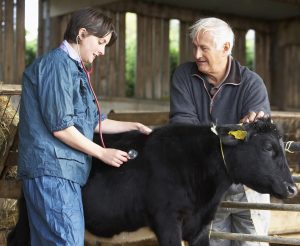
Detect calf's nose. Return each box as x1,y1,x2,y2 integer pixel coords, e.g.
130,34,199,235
286,183,298,198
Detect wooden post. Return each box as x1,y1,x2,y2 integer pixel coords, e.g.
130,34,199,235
136,14,146,98
255,31,271,95
153,17,163,99
116,12,126,97
283,45,300,109
232,29,246,66
179,21,193,64
0,0,4,80
161,19,170,98
108,11,117,97
38,0,45,56
49,16,63,49
4,0,14,84
144,16,153,99
16,0,26,84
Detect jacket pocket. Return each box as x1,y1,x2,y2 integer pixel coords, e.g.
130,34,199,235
54,146,87,164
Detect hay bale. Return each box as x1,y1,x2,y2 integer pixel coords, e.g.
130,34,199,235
0,95,19,163
0,179,19,242
0,198,18,229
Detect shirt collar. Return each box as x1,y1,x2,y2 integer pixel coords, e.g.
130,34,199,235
59,40,81,63
223,56,241,85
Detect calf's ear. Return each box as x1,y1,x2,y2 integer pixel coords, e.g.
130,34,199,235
216,126,247,146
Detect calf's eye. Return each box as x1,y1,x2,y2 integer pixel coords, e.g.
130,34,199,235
263,143,273,152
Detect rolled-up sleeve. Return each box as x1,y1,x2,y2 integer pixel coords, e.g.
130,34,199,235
38,57,75,132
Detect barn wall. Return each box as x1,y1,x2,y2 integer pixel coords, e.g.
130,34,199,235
232,29,247,66
49,0,118,17
39,0,300,110
0,0,25,85
272,19,300,110
255,30,272,94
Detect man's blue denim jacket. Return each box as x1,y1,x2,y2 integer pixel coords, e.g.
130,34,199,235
18,48,105,186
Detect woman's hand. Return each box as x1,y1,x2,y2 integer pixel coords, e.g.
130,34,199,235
100,119,152,135
135,122,152,135
98,148,129,167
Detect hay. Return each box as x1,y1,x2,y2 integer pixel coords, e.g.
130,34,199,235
0,96,19,159
0,95,20,243
0,199,18,229
0,198,18,245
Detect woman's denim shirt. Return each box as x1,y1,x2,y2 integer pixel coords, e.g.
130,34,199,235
18,47,105,186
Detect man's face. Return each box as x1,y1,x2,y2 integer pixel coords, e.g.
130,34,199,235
192,31,227,76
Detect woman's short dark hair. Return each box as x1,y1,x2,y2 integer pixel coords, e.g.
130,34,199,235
64,8,117,46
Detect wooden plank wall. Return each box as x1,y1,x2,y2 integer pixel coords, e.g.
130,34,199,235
95,10,117,97
37,0,300,109
91,10,126,98
0,0,25,85
179,21,194,64
284,45,300,109
255,30,271,94
136,14,170,99
271,19,300,110
40,8,126,98
232,29,247,66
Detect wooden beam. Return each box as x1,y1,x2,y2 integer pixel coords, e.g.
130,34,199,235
144,16,153,99
161,19,170,98
0,0,4,81
232,29,247,66
116,12,126,97
107,111,169,126
136,14,146,98
269,0,300,7
16,0,25,84
0,84,22,95
38,0,45,56
153,18,163,99
4,0,14,84
102,0,271,32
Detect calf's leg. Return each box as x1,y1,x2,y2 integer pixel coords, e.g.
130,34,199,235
151,213,183,246
188,224,210,246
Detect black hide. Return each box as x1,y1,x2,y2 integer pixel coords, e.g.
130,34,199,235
7,119,297,246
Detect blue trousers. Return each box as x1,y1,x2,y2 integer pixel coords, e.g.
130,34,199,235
22,176,84,246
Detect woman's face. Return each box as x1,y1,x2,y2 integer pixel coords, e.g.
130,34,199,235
79,32,112,63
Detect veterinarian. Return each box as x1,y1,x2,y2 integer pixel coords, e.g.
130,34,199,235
170,17,271,246
18,8,151,246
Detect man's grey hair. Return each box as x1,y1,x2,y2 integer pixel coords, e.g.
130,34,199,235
189,17,235,55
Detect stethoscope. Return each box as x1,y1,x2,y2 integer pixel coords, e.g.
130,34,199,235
77,36,138,159
76,35,106,148
81,61,106,148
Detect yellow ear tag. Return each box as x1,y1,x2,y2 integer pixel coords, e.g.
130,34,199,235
228,130,247,140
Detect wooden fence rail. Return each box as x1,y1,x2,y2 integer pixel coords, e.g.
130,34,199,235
210,231,300,245
222,201,300,212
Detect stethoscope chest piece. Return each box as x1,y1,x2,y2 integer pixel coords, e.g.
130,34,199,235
128,149,138,160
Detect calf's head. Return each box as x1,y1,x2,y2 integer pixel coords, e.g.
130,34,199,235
216,118,297,199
